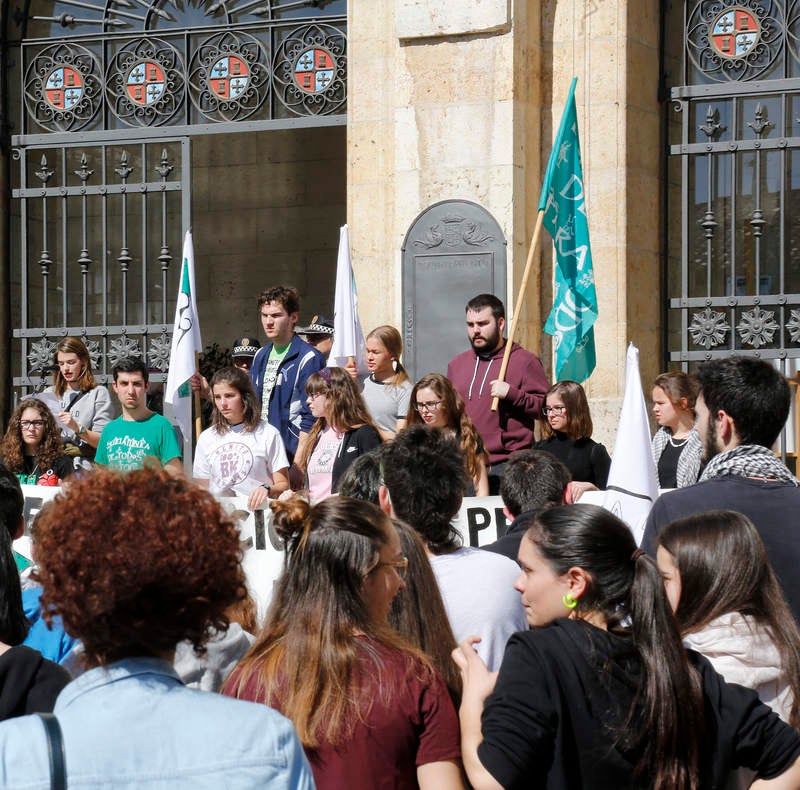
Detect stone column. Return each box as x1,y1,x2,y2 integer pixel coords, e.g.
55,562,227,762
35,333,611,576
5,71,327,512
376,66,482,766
348,0,662,439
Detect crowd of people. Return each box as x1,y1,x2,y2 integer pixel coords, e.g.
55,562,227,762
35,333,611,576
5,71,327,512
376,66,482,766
3,285,800,788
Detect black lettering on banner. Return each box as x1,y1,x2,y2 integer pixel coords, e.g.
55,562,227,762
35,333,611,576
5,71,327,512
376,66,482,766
467,508,491,546
495,508,511,538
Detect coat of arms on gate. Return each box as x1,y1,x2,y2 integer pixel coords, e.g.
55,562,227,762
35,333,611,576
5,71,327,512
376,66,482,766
709,7,760,60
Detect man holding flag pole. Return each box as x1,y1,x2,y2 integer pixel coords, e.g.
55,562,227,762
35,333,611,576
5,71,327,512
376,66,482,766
489,76,598,407
164,229,203,472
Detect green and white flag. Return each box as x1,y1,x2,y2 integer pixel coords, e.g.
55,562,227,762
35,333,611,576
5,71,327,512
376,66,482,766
165,230,202,457
539,77,598,382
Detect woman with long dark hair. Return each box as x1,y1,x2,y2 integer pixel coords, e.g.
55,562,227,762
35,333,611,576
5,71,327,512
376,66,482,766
535,381,611,488
44,336,114,463
657,511,800,728
1,398,73,485
223,496,464,789
454,504,800,789
193,366,289,509
406,373,489,496
284,367,381,502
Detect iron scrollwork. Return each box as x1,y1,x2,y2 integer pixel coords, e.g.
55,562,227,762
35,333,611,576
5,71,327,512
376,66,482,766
24,43,103,132
686,0,782,82
188,31,270,122
272,24,346,116
106,38,186,126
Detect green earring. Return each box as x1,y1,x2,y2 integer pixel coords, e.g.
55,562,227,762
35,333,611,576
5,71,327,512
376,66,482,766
562,593,578,610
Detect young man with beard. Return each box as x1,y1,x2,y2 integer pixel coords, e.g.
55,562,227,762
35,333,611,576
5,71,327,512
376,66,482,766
641,357,800,621
447,294,549,494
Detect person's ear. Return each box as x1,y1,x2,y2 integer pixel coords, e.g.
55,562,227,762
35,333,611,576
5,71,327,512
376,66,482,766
378,484,393,516
565,566,591,600
502,506,515,523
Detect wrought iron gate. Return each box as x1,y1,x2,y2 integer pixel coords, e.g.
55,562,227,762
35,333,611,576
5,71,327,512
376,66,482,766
12,137,190,389
664,0,800,370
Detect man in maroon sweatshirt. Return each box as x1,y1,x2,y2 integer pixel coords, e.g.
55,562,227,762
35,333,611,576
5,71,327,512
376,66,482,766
447,294,549,494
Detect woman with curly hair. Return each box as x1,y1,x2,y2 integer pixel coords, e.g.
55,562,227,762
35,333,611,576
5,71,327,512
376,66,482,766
0,398,73,485
44,336,114,462
535,380,611,489
193,366,290,510
223,495,464,790
282,367,381,503
406,373,489,496
0,467,313,788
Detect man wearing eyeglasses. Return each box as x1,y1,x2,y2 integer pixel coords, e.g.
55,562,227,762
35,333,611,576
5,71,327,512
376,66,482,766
447,293,549,494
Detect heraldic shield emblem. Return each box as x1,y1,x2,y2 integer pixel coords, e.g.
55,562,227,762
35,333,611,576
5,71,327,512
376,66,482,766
710,7,760,60
126,60,166,106
44,66,84,110
209,56,250,100
293,48,335,93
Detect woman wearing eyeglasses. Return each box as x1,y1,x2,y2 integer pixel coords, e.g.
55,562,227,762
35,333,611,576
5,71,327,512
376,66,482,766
282,367,381,503
535,381,611,489
406,374,489,496
223,495,464,790
0,399,74,485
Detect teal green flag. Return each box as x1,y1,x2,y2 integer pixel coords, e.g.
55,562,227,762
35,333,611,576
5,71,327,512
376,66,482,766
539,78,597,382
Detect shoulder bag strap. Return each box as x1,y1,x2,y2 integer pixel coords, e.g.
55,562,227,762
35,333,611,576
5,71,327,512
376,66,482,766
64,389,90,413
37,713,67,790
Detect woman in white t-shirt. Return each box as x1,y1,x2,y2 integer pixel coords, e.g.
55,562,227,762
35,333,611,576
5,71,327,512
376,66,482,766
362,326,412,441
193,367,290,509
283,367,381,503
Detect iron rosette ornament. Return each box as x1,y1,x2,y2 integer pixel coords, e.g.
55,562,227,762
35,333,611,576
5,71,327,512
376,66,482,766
106,38,185,127
24,44,103,132
188,31,270,122
272,24,346,116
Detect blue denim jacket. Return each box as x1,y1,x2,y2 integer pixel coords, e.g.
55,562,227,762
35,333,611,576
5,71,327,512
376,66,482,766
0,657,314,789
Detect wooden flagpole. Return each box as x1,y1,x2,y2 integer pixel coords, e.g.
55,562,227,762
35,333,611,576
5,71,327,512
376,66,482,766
491,209,546,412
194,350,203,442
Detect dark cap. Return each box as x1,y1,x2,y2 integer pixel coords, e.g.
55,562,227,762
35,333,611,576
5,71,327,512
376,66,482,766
232,336,261,359
296,314,334,336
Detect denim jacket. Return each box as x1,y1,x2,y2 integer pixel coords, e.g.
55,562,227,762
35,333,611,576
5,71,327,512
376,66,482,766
0,657,314,789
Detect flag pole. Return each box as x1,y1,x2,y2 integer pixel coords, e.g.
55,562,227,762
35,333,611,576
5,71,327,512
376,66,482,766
194,350,202,442
491,209,546,412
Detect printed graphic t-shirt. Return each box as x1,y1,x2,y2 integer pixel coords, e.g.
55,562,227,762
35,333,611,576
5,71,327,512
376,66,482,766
95,413,182,471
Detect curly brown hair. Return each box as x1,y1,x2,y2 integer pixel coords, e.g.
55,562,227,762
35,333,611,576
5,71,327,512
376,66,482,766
32,467,247,667
1,398,65,473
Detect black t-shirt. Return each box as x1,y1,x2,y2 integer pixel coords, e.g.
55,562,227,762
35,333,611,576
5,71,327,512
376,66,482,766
657,440,684,489
20,454,74,484
478,619,800,789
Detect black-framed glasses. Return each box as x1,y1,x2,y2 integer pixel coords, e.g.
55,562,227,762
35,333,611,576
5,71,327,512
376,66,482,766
20,420,46,428
414,401,441,413
543,405,567,415
376,556,409,581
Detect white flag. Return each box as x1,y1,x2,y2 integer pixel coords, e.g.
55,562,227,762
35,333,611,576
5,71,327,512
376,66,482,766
603,343,659,544
328,224,367,375
165,231,202,463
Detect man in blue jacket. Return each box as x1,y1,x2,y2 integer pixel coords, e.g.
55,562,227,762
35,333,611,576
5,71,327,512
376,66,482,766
249,285,325,464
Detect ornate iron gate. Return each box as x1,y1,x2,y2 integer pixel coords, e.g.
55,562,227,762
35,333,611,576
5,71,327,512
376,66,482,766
7,0,347,396
12,137,189,389
665,0,800,371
